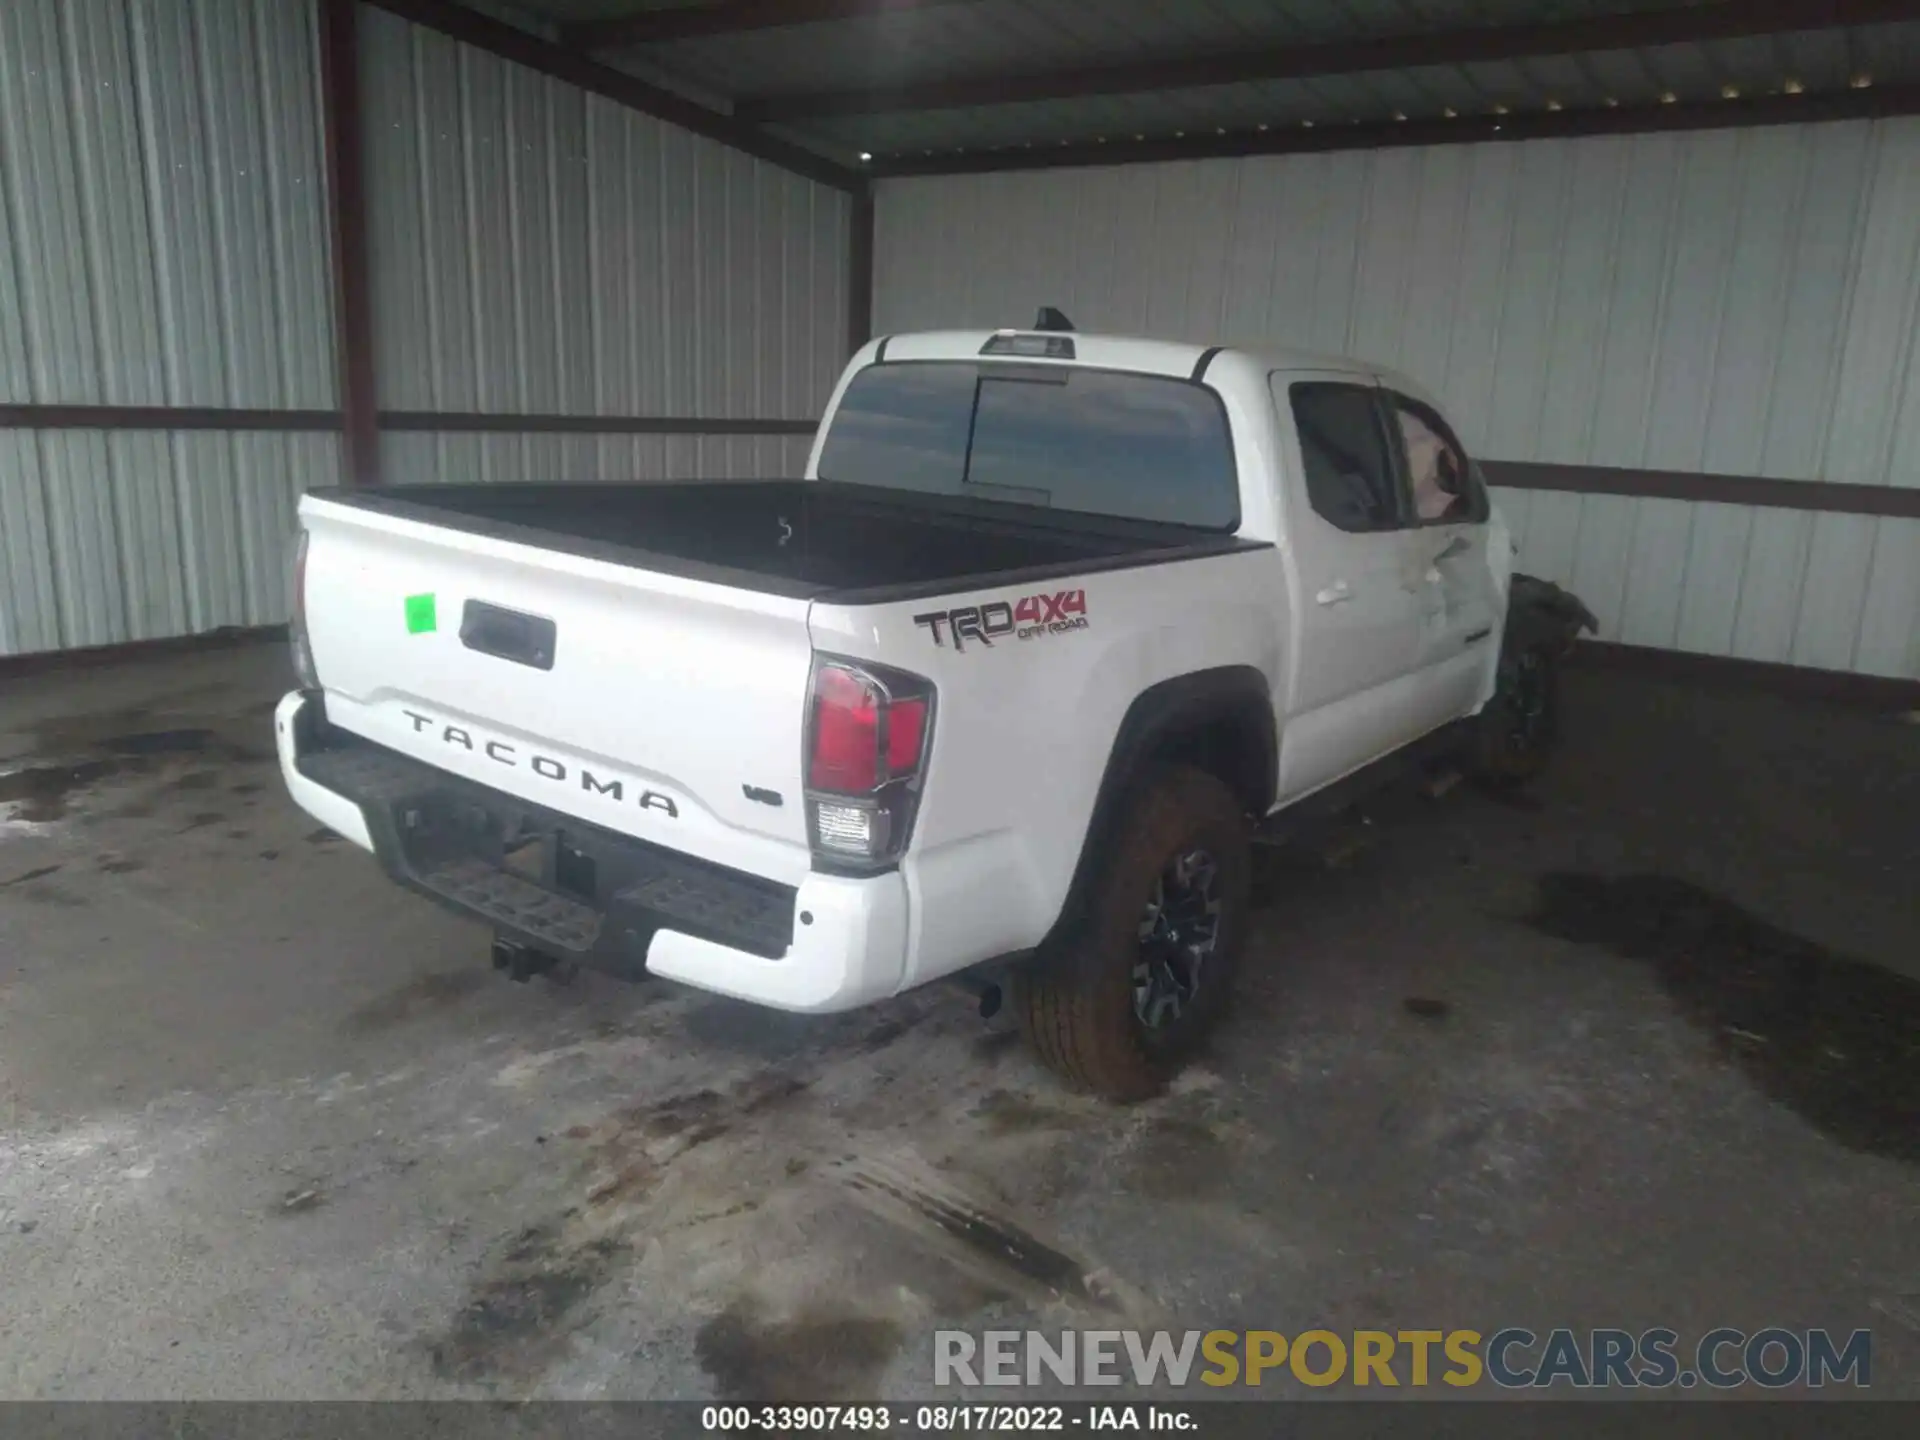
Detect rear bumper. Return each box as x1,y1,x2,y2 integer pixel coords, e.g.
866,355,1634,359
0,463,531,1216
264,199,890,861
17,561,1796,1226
273,691,908,1013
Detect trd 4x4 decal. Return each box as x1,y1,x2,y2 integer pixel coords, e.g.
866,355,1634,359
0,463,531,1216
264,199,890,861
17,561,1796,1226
913,589,1089,652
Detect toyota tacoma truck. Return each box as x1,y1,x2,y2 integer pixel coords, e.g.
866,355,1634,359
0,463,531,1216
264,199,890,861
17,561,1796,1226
277,317,1593,1099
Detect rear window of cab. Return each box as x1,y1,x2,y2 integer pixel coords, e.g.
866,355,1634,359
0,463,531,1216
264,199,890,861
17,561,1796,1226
818,361,1240,530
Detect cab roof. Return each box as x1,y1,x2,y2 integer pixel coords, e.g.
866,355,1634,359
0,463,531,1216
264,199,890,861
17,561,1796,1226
868,329,1416,393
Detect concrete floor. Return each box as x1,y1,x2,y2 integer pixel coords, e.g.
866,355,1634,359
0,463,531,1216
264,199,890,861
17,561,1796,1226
1,641,1915,1400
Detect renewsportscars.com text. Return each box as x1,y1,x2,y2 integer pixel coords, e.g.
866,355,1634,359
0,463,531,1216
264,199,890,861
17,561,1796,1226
934,1328,1872,1390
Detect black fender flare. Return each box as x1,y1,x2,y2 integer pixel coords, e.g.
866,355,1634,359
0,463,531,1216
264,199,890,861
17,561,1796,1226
1039,665,1276,953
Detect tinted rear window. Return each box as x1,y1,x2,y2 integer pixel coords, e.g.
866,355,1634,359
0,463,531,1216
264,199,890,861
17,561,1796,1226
816,362,1238,529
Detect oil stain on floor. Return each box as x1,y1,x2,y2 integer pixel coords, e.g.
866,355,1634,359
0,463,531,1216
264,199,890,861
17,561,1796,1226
0,727,269,822
426,1226,631,1385
0,758,125,822
832,1155,1092,1303
695,1302,902,1403
1528,872,1920,1164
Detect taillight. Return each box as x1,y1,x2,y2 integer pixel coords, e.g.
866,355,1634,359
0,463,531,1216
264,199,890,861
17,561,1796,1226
804,656,935,872
289,528,318,690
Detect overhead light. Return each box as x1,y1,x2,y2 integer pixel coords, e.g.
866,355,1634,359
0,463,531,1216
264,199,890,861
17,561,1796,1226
858,151,872,162
1215,126,1226,135
1095,135,1106,143
1660,91,1678,104
1604,96,1619,107
1256,122,1269,131
1443,106,1458,118
1721,83,1740,99
1784,77,1805,94
1393,110,1407,121
1174,129,1185,137
1850,72,1873,89
1302,118,1315,128
1546,99,1562,111
1493,103,1509,115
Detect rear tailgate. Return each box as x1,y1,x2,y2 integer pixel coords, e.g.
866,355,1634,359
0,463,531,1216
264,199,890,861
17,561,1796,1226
299,493,816,885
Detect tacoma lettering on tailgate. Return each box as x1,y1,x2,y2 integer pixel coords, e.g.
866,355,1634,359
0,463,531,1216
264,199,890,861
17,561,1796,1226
401,710,679,817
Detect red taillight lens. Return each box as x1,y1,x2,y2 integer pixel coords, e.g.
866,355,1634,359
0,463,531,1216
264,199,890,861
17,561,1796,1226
809,666,881,792
805,657,936,871
808,667,933,793
886,697,927,775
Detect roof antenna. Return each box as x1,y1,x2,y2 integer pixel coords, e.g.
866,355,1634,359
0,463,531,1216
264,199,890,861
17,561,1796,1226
1034,306,1075,333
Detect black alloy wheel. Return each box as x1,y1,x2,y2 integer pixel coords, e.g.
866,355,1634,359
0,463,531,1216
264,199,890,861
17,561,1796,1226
1132,846,1222,1031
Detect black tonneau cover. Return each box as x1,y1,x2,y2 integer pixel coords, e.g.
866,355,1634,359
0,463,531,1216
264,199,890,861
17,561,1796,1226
318,479,1267,604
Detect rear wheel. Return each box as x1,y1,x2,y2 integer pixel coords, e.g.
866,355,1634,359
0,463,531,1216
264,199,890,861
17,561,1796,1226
1469,643,1561,787
1015,766,1250,1100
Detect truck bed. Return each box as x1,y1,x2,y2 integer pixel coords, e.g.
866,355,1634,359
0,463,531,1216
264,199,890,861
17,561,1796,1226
318,479,1255,603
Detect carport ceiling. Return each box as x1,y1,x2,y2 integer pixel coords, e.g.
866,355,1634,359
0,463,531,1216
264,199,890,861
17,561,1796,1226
424,0,1920,173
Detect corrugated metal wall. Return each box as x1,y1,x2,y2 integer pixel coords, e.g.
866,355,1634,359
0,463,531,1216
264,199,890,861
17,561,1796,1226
358,6,849,487
1,1,856,659
0,0,337,657
874,120,1920,680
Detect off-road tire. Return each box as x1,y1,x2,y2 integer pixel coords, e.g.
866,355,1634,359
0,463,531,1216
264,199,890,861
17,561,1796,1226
1014,765,1250,1101
1468,644,1561,788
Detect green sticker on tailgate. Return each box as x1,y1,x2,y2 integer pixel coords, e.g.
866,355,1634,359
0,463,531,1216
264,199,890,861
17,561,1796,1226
404,593,437,634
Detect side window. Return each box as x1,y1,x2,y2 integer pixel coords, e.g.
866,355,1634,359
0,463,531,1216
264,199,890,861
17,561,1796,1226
1283,381,1401,533
1388,394,1486,525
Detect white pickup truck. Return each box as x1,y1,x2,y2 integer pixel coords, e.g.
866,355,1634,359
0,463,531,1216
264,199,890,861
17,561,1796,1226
277,318,1593,1098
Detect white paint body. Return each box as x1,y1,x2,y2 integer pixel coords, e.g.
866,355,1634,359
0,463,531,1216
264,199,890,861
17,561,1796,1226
281,332,1510,1013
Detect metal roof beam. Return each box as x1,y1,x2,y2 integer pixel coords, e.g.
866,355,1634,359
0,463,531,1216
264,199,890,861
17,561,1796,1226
868,82,1920,177
563,0,984,51
363,0,863,191
736,0,1920,122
